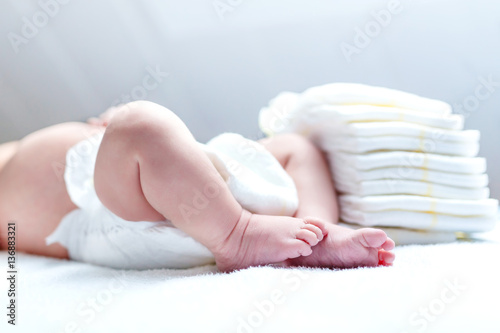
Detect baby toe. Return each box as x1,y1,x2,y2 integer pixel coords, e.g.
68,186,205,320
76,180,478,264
301,223,324,242
378,249,395,266
288,239,313,257
381,237,395,251
303,217,328,238
357,228,388,248
295,228,320,246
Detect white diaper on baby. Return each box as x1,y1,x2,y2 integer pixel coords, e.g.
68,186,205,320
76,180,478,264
202,133,298,216
46,132,298,270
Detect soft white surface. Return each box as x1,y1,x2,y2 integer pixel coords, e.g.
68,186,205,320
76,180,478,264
1,227,500,333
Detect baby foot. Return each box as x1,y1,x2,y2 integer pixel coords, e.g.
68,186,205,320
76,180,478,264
212,210,327,272
286,219,395,268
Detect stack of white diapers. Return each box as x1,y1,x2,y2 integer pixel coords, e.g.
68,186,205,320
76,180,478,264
259,83,499,244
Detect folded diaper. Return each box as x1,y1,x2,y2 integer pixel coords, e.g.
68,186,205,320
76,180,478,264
47,132,299,269
339,209,497,232
321,135,479,157
294,83,453,115
334,179,489,200
259,83,453,136
319,121,479,142
261,98,461,137
306,113,480,156
308,105,464,130
339,195,499,217
330,166,489,189
329,151,487,174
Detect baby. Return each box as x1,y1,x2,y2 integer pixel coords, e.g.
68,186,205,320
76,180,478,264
0,101,395,271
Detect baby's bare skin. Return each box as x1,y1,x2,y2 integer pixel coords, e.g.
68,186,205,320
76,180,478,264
0,101,395,270
0,122,104,258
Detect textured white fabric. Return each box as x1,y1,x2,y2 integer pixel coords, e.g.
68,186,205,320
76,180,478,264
46,132,298,270
5,229,500,333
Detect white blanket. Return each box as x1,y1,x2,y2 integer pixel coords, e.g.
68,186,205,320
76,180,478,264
2,227,499,333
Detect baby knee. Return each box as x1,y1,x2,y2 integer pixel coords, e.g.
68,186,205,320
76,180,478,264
106,101,180,139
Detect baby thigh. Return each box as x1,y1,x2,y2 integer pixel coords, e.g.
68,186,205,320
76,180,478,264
93,101,242,251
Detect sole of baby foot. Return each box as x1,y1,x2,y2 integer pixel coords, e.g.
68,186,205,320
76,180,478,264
286,222,395,269
213,210,327,272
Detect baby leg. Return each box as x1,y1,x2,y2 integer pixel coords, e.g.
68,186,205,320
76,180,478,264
259,134,338,222
93,101,326,271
